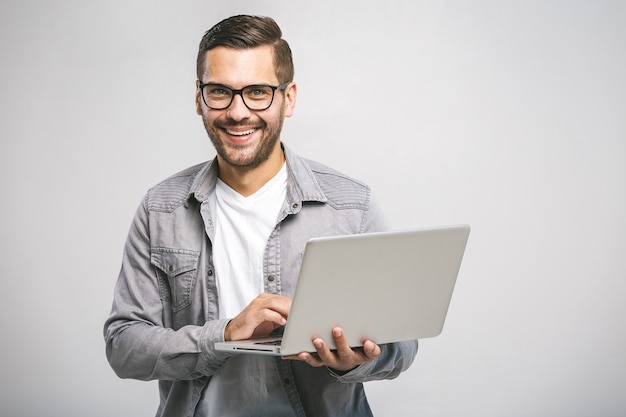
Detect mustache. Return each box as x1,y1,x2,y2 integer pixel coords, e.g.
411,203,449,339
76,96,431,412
215,118,265,128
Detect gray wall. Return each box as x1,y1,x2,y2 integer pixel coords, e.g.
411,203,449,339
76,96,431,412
1,1,624,416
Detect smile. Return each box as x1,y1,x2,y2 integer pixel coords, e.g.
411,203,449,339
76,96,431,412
225,128,257,136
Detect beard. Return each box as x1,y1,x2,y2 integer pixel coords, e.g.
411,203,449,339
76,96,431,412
203,105,285,171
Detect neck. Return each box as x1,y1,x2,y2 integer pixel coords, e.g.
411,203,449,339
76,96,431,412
217,144,285,197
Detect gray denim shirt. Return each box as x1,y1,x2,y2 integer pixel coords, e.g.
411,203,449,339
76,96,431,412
104,145,418,417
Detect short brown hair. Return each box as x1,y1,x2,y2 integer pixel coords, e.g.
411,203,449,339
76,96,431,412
196,15,294,84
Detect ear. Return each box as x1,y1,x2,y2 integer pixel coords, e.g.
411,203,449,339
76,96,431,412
195,80,203,115
282,82,297,118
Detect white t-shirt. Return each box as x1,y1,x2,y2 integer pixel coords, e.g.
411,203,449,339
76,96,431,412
213,163,288,319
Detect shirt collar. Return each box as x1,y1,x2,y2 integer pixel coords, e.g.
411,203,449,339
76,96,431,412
184,143,327,207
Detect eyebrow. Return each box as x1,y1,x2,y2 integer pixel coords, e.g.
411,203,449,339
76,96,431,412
202,81,276,89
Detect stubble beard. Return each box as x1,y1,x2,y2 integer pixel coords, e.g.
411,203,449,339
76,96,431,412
204,106,285,171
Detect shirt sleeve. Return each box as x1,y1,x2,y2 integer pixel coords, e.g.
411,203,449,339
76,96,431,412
330,340,419,383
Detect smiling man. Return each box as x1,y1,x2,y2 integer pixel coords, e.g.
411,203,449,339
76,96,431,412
104,15,418,417
197,44,292,193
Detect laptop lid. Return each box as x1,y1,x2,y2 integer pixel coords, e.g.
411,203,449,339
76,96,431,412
215,224,470,356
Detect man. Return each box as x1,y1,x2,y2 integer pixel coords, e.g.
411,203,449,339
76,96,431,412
104,15,418,417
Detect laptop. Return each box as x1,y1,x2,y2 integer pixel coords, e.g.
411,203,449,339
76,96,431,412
214,224,470,356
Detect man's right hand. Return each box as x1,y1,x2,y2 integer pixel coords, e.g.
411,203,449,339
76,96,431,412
224,293,292,341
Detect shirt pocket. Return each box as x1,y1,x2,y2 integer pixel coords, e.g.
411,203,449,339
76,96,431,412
151,248,200,312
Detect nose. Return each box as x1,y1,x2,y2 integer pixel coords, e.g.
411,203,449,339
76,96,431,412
226,92,251,121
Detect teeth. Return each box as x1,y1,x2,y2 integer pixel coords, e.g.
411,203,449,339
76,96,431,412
226,128,256,136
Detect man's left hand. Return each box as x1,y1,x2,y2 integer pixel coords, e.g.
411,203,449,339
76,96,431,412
283,327,381,372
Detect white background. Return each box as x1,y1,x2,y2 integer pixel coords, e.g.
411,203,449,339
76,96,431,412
1,1,624,416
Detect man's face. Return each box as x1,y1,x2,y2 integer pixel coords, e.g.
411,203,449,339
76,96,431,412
196,45,296,170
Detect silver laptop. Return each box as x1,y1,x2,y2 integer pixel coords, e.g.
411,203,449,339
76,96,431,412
215,224,470,356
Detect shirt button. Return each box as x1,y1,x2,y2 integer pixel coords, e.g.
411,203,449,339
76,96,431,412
207,269,213,276
267,275,276,282
168,265,174,272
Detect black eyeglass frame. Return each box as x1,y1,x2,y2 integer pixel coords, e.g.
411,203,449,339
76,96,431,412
198,81,290,111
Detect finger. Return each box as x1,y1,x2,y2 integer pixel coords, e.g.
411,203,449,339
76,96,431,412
280,354,299,360
312,337,340,366
245,309,287,339
295,351,325,367
226,304,288,341
331,327,353,357
362,340,382,360
257,308,288,326
255,293,292,317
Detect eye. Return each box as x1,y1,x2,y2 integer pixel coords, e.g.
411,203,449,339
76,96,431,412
245,86,272,100
206,86,230,97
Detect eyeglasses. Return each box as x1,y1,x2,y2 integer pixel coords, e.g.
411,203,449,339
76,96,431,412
198,82,290,111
